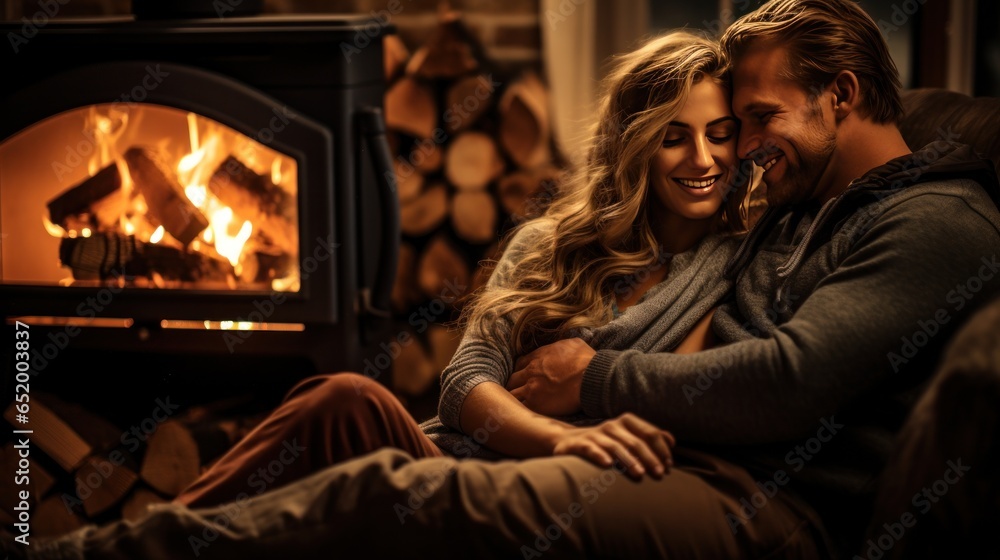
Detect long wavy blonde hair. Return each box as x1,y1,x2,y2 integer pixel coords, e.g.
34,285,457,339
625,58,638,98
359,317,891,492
459,30,751,357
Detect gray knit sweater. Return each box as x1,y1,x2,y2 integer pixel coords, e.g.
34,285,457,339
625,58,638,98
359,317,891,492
419,220,742,458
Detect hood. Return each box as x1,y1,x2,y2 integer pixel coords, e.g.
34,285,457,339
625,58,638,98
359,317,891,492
725,140,1000,280
848,140,1000,207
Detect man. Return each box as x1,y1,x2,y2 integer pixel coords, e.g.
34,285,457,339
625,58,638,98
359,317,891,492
509,0,1000,556
5,1,999,559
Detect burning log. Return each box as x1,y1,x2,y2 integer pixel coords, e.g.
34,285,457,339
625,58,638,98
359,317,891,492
249,250,295,285
124,147,209,246
59,232,235,284
208,155,298,257
46,163,122,226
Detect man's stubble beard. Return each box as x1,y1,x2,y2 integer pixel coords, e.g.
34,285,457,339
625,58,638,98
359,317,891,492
767,107,837,207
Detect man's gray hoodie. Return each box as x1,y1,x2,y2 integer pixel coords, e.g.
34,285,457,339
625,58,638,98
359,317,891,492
580,140,1000,555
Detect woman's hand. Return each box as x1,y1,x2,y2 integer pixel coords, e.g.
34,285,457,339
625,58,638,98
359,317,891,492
550,413,675,479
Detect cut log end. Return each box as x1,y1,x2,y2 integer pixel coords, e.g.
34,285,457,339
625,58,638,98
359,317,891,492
451,191,498,244
405,11,481,79
392,331,436,397
385,77,439,140
417,234,471,300
121,487,169,522
401,183,450,237
499,72,553,170
445,131,505,192
74,454,139,518
139,420,201,498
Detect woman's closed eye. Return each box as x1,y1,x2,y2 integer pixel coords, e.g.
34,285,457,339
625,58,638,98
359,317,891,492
662,136,685,148
707,133,734,144
662,131,735,148
707,124,737,144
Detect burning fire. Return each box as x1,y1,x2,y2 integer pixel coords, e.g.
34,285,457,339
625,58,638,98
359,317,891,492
176,113,254,270
43,105,299,291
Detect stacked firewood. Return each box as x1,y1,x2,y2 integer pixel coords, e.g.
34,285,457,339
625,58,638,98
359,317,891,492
1,393,265,536
383,10,567,402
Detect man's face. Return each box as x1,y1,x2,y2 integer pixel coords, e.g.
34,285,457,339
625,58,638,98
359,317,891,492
731,45,838,206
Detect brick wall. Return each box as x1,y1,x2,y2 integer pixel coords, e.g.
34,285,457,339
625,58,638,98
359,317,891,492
6,0,542,69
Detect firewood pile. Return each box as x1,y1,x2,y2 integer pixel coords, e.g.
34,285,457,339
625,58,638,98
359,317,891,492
383,10,568,401
1,393,265,535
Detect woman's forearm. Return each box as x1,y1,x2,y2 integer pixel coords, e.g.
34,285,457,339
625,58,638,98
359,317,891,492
458,382,574,458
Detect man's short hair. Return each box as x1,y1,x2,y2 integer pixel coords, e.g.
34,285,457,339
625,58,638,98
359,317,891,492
720,0,903,124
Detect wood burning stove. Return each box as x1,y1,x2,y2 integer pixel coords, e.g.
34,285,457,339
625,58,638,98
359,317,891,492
0,11,400,409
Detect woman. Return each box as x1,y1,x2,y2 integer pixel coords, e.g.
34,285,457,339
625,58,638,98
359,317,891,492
173,28,753,508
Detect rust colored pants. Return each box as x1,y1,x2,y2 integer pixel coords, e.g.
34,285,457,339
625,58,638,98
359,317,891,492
174,372,444,508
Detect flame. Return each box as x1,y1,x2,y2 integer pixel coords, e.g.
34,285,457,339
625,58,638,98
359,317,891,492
188,112,199,152
185,184,207,208
271,158,282,186
271,275,300,292
149,225,164,244
177,114,256,270
81,228,92,238
210,207,253,267
85,107,128,176
178,149,205,174
43,215,67,237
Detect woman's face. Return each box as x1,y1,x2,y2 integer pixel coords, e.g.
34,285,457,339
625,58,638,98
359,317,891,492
648,79,738,223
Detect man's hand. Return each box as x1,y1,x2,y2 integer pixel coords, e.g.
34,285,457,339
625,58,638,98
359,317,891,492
507,337,597,416
551,413,675,479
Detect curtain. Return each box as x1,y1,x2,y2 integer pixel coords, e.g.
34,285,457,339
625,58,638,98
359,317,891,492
540,0,650,167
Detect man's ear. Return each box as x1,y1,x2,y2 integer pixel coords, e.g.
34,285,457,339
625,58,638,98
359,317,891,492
830,70,860,121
